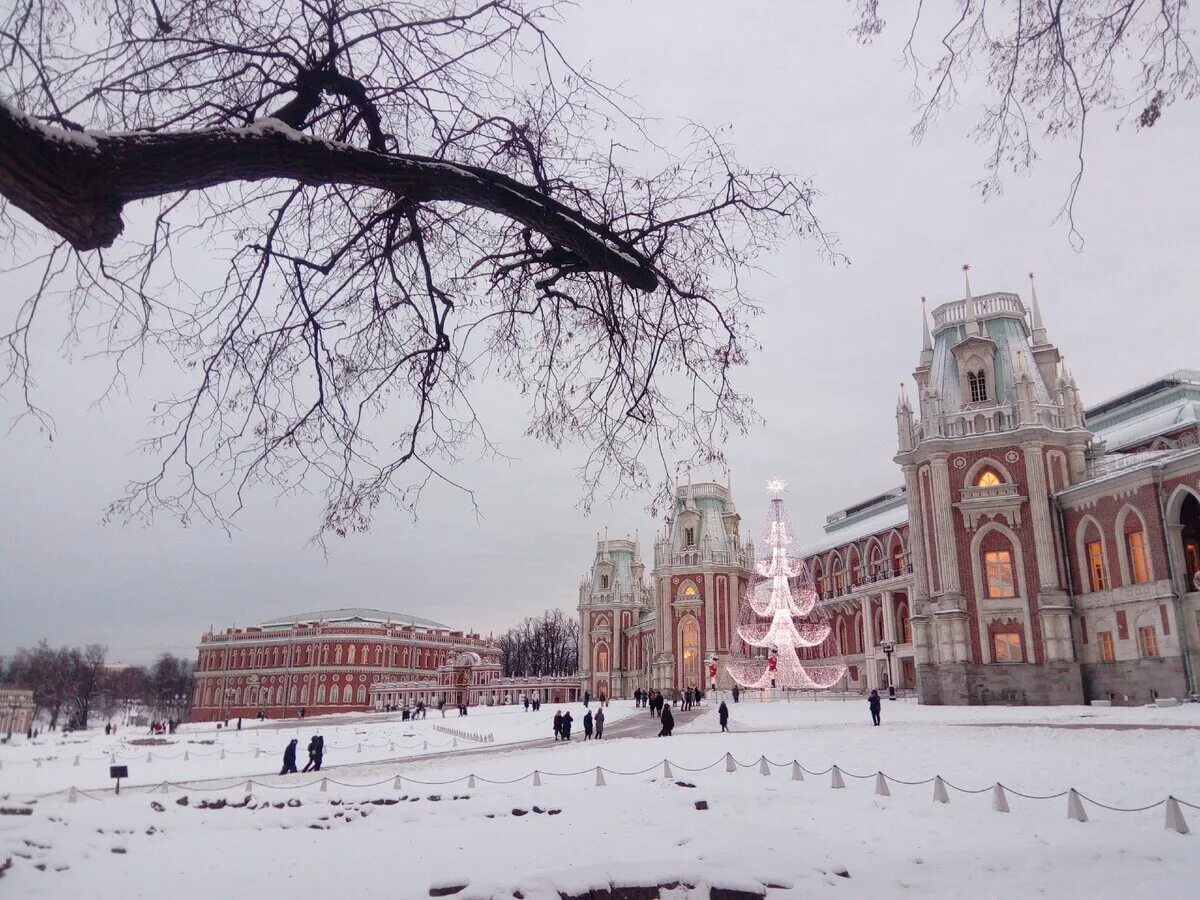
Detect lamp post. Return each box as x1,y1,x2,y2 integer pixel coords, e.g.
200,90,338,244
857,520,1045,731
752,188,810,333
880,640,897,699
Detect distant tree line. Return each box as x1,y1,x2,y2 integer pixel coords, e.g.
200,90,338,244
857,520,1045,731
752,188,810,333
0,641,194,729
499,609,579,679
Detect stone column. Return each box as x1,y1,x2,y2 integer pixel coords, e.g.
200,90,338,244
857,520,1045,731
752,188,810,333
1022,442,1063,592
881,591,897,643
703,571,716,653
661,577,674,653
901,465,931,601
928,454,961,596
861,594,877,688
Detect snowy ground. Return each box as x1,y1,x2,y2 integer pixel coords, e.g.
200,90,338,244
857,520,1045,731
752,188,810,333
3,698,1198,898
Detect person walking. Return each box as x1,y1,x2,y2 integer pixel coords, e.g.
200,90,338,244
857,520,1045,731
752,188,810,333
312,734,325,771
633,688,641,708
280,738,299,775
583,690,590,708
718,700,730,732
868,689,882,726
594,708,605,739
302,735,319,772
732,684,740,703
553,710,563,742
583,710,594,740
561,711,573,741
658,704,674,737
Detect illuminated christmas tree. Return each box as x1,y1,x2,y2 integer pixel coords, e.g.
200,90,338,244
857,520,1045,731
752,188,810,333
725,477,847,690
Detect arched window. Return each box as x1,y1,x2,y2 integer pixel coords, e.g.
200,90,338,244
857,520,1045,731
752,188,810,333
321,645,329,665
873,608,884,645
335,645,343,665
300,685,309,705
968,369,988,403
897,604,912,643
684,526,696,548
1125,528,1151,585
356,685,367,704
681,582,698,599
1086,532,1108,592
289,686,298,705
347,645,356,665
837,619,849,655
317,684,326,704
600,573,610,589
983,548,1016,598
596,643,610,672
681,617,699,679
975,468,1002,488
375,646,383,665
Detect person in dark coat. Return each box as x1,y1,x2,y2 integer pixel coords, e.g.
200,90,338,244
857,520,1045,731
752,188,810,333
583,690,590,708
732,685,740,703
280,738,299,774
868,689,882,726
718,700,730,732
634,688,642,707
312,734,325,771
302,736,319,772
583,710,594,739
560,711,573,740
658,705,674,737
553,710,563,741
594,708,605,739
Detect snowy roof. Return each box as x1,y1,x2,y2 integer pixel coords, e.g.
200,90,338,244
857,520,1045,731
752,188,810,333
1091,397,1199,451
800,496,908,558
258,608,450,631
1061,447,1200,496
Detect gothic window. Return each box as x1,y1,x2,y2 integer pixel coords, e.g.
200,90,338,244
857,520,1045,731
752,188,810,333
681,582,698,599
321,645,329,665
967,369,988,403
317,684,326,704
361,644,369,664
1138,625,1159,658
1126,530,1150,584
684,526,696,548
873,608,884,645
348,645,356,665
335,645,343,665
357,685,367,704
837,620,849,655
975,468,1002,488
596,643,610,672
896,604,912,643
681,618,699,679
1098,631,1115,662
891,541,905,575
289,686,298,705
993,631,1023,662
1086,540,1108,592
601,574,610,589
329,685,340,704
984,550,1016,598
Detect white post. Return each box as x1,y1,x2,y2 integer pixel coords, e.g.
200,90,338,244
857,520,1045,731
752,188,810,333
319,777,329,793
1165,797,1190,834
533,770,542,787
393,775,402,790
875,773,891,797
831,766,845,789
759,757,770,776
725,752,736,773
992,784,1010,813
68,786,78,804
932,776,949,804
1067,789,1087,822
245,779,253,793
467,775,476,789
663,760,673,778
595,766,606,787
791,761,803,781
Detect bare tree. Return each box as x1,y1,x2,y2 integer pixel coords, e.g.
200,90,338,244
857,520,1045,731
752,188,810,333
853,1,1197,245
0,0,837,537
499,608,578,677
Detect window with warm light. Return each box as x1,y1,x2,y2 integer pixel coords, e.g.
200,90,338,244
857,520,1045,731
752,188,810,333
682,618,699,676
993,632,1022,662
898,607,912,643
1098,631,1115,662
682,583,698,598
1138,626,1159,658
1126,530,1150,584
596,644,609,671
975,468,1002,488
984,550,1016,598
1087,540,1108,592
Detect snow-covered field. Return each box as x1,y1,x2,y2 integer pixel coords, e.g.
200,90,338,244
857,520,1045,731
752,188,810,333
3,699,1198,898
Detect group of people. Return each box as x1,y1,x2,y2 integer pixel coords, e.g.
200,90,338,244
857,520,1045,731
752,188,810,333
280,734,325,774
551,709,573,741
581,690,608,707
145,719,177,735
522,695,543,712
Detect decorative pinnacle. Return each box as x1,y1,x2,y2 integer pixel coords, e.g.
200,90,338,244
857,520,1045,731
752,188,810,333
766,476,787,497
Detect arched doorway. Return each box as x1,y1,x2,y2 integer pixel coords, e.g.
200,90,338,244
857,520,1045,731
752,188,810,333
1180,492,1200,586
678,616,701,689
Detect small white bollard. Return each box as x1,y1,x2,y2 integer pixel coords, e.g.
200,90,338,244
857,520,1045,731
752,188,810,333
160,782,169,794
245,779,253,793
73,756,80,767
109,753,116,764
68,787,78,804
467,775,476,789
992,784,1010,813
595,766,606,787
357,743,362,754
452,739,458,748
725,752,736,773
255,747,261,758
1067,789,1088,822
389,743,395,752
875,773,891,797
791,761,803,782
319,778,329,793
220,748,226,760
184,751,189,761
36,759,42,768
831,766,845,789
146,753,152,764
1165,797,1189,834
532,770,542,787
663,760,673,779
423,741,429,751
932,776,949,804
759,757,770,776
393,776,402,790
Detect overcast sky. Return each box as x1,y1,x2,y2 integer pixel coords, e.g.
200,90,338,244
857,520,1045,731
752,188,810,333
3,2,1198,664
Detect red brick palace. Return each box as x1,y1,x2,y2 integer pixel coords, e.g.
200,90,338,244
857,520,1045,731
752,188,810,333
190,608,500,721
581,272,1200,705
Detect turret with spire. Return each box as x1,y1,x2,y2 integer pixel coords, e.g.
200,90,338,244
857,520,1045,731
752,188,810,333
963,264,981,337
896,382,915,452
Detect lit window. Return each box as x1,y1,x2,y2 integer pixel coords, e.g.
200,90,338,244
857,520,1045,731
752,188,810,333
993,632,1022,662
897,607,912,643
682,583,698,598
975,469,1002,488
1126,531,1150,585
984,550,1016,598
1098,631,1115,662
596,644,609,671
682,618,699,678
1087,540,1108,592
1138,626,1159,658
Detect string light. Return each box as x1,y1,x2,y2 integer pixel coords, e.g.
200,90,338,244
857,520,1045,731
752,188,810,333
726,478,847,690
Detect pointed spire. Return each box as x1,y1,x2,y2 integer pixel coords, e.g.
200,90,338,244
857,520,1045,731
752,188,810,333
1028,272,1048,345
962,264,980,335
921,296,933,350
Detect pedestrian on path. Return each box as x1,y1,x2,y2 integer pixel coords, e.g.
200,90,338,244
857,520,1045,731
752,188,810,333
658,705,674,737
302,735,319,772
868,689,882,726
718,700,729,732
280,738,299,775
583,710,594,740
553,710,563,741
561,711,574,741
594,708,605,739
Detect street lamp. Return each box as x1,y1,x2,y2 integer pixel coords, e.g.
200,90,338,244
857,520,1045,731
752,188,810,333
880,640,897,699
